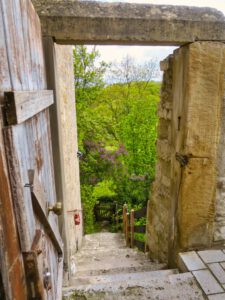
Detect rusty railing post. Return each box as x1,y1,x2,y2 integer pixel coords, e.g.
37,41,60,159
126,212,130,247
115,202,118,227
130,209,134,248
123,203,127,234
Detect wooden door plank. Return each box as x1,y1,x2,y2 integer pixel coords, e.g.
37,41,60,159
56,257,63,300
33,4,47,89
3,111,59,252
31,229,43,252
20,0,34,90
26,110,56,207
29,170,47,215
1,0,46,91
1,0,27,90
4,90,54,125
29,169,63,255
31,193,63,255
3,125,36,251
0,3,11,91
1,0,62,298
25,0,46,89
0,2,30,298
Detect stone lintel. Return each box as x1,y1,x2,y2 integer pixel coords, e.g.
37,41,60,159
32,1,225,45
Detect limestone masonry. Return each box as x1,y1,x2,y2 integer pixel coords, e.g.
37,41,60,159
32,1,225,45
147,42,225,265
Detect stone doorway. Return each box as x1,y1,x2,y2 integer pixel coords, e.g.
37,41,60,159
33,1,225,266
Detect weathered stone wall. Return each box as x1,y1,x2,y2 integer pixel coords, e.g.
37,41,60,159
32,1,225,46
147,42,225,265
54,44,83,259
175,43,225,253
146,55,173,263
44,42,83,278
211,47,225,244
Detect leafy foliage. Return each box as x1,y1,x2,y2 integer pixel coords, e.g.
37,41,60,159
74,46,160,233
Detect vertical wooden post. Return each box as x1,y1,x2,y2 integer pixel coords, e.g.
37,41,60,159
145,200,150,253
115,202,118,227
130,209,135,248
123,204,127,234
126,212,130,247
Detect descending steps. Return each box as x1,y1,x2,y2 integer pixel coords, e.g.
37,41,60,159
69,269,178,287
63,232,205,300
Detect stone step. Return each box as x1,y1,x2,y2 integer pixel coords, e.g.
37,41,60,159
75,247,149,257
74,246,164,276
69,269,179,287
74,262,167,277
74,251,150,263
63,272,205,300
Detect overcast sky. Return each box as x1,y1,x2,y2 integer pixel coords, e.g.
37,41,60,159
86,0,225,80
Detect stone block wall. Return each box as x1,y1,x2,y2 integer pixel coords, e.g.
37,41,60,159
54,44,83,264
147,42,225,265
44,41,83,278
212,49,225,244
146,55,173,263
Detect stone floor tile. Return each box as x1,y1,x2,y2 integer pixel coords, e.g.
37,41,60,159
208,263,225,284
193,270,224,295
220,263,225,271
208,294,225,300
179,251,206,271
198,250,225,264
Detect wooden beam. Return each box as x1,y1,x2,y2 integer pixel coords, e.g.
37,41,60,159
32,1,225,45
123,204,127,234
56,257,63,300
126,212,130,247
29,170,63,255
4,90,54,125
28,170,47,215
31,229,42,252
130,209,134,248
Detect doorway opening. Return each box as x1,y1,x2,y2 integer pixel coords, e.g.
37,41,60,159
74,45,176,236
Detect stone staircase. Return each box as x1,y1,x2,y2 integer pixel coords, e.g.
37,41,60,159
63,232,205,300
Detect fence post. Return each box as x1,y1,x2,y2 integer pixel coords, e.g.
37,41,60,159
123,203,127,234
130,209,135,248
115,202,118,227
145,200,150,252
126,212,130,247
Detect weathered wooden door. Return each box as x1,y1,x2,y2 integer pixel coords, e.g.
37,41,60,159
0,0,63,298
3,91,63,299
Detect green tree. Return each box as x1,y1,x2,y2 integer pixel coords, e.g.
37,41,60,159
74,46,110,233
74,45,160,232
